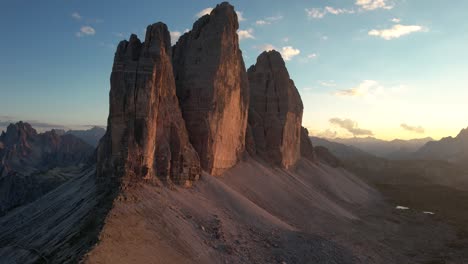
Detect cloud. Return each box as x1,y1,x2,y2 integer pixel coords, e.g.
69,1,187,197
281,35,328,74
238,28,255,40
330,118,374,137
355,0,393,10
170,31,182,45
76,26,96,37
196,7,213,18
306,6,354,19
319,81,336,87
324,6,355,15
255,15,283,26
334,80,383,97
316,129,338,139
401,123,425,134
305,8,327,19
368,24,426,40
307,53,318,59
281,46,300,61
255,44,276,52
71,12,82,20
391,18,401,23
196,7,245,21
236,11,246,22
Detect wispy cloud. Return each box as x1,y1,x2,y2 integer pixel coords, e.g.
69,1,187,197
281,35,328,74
238,28,255,40
334,80,383,97
330,118,374,137
355,0,393,10
255,15,283,26
319,81,336,87
170,31,182,45
71,12,82,20
306,6,354,19
391,18,401,23
255,44,276,52
401,123,425,134
316,129,338,139
76,26,96,37
368,24,426,40
307,53,318,59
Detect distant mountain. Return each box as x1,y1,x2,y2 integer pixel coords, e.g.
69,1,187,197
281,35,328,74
67,126,106,147
415,127,468,164
331,136,433,159
311,136,378,161
0,122,94,215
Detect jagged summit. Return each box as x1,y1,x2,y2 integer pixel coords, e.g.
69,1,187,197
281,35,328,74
98,22,201,187
172,2,249,176
247,50,304,169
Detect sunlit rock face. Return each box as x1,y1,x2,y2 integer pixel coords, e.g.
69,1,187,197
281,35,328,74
97,23,201,186
172,2,249,176
247,51,304,169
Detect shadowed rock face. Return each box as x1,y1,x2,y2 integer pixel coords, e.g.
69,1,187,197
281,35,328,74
301,127,316,162
97,23,201,186
247,51,303,169
172,2,249,176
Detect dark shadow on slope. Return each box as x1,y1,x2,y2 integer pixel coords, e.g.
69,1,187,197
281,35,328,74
0,162,121,264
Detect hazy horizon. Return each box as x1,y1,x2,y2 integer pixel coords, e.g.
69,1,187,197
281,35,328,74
1,0,467,140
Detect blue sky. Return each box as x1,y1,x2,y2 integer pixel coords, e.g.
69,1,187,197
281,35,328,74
1,0,467,140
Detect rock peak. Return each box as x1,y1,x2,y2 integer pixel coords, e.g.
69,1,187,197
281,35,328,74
247,51,303,169
172,2,248,176
98,21,200,186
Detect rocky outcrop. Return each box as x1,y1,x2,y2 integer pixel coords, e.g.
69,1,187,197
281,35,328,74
247,51,303,169
172,2,249,176
97,23,201,186
301,127,316,161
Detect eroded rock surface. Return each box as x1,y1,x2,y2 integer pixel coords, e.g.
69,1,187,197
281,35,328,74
247,51,303,169
97,23,200,186
301,127,316,162
172,2,249,176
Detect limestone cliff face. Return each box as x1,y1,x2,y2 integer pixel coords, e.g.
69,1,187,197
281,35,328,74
301,127,316,162
247,51,303,169
172,2,249,176
97,23,201,186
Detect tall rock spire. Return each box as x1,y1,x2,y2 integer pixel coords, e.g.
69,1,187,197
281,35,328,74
172,2,249,176
247,51,304,169
97,23,201,186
